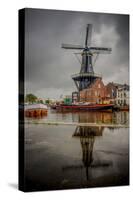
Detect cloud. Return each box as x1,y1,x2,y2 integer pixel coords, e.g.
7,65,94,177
25,9,129,99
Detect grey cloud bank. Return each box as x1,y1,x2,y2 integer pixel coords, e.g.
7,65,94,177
25,9,129,99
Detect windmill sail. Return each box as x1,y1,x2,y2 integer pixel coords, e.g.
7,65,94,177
90,47,112,54
61,44,84,49
85,24,92,47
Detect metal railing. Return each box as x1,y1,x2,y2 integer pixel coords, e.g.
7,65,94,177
71,72,102,78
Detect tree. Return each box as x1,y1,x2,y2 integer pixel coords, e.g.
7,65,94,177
25,94,37,104
37,99,44,104
45,99,50,104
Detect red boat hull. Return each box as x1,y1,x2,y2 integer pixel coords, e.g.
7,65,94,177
55,104,114,111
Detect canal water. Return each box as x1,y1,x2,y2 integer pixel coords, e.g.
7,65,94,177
25,110,129,191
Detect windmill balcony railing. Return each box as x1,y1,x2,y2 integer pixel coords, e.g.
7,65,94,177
71,72,102,79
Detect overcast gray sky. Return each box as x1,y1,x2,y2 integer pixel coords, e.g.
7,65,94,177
25,8,129,99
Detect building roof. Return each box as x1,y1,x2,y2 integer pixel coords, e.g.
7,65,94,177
118,84,129,91
107,82,129,90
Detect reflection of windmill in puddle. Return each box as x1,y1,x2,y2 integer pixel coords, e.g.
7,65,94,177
62,125,113,181
73,126,105,180
62,112,119,180
75,112,110,180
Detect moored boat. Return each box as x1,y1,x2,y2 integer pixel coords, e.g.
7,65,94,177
25,103,48,117
52,103,114,111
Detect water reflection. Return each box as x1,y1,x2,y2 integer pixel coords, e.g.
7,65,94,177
60,125,128,185
74,126,102,180
72,111,129,125
26,108,129,126
25,110,129,191
71,111,129,181
63,126,111,181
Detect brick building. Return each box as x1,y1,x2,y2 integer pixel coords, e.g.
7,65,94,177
80,78,108,104
106,82,118,99
106,82,129,105
79,79,129,105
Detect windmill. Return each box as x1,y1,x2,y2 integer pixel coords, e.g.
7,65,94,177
62,24,112,92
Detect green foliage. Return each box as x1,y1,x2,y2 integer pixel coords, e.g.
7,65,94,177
37,99,44,104
45,99,50,104
25,93,37,103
